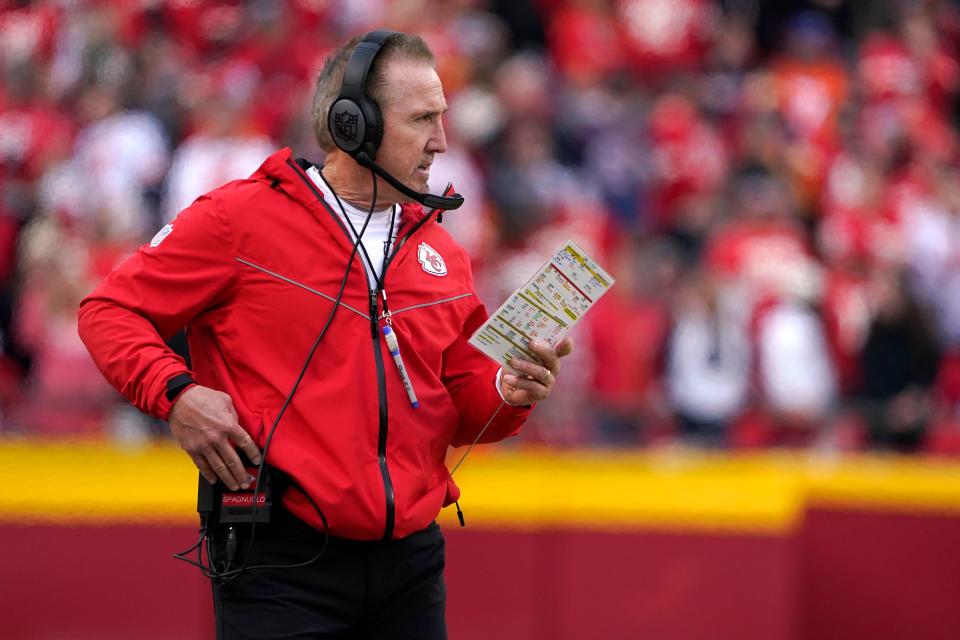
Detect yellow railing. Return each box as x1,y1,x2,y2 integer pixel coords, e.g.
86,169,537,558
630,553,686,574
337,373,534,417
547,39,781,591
3,438,960,532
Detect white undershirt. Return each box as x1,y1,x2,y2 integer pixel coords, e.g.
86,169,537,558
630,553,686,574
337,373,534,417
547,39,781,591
307,165,398,289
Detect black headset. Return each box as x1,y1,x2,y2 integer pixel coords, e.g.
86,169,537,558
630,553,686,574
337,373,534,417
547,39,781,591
325,29,464,211
327,29,397,161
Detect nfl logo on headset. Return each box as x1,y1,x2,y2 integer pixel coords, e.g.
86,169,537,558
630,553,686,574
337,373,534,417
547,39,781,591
334,110,358,140
417,242,447,277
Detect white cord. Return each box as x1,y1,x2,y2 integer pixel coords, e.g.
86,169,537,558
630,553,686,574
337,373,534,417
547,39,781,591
449,401,506,477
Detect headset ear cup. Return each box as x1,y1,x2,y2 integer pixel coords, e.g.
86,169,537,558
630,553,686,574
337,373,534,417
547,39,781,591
328,98,366,155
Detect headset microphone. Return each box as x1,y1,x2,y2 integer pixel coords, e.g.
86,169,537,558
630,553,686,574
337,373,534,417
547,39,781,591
354,151,464,211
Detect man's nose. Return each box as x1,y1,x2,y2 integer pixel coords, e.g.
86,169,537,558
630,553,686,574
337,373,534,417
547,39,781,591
427,118,447,154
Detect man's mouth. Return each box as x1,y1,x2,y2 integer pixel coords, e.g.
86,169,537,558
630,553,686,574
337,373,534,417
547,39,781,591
415,161,431,176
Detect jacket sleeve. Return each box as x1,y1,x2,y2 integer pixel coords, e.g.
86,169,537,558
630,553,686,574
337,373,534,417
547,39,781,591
77,194,239,421
442,294,532,447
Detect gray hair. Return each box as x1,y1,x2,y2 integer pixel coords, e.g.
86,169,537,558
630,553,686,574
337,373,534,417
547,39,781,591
311,32,435,152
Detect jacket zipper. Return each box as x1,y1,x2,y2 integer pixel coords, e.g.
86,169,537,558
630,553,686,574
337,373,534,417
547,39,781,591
369,210,438,540
285,159,398,540
369,288,395,541
285,158,442,541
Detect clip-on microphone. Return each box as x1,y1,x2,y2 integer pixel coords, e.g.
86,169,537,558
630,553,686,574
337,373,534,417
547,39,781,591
355,151,464,211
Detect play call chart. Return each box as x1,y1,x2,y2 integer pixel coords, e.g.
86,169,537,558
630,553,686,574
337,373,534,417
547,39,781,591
469,240,615,372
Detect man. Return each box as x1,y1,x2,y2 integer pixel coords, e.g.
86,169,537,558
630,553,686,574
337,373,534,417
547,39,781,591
78,31,572,639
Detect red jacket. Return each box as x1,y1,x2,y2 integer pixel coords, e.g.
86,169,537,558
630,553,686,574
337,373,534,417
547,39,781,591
78,148,530,540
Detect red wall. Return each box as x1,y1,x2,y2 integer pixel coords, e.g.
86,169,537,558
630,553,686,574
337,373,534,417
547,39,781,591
444,529,797,640
3,524,211,640
799,509,960,640
2,510,958,640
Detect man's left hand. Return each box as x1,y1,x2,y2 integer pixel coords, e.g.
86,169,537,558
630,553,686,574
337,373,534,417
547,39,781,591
500,338,574,406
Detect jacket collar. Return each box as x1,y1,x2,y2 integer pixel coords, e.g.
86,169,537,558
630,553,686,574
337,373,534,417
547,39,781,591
254,147,430,229
251,148,422,262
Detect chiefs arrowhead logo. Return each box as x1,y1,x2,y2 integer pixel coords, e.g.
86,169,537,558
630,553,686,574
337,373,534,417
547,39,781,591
417,242,447,277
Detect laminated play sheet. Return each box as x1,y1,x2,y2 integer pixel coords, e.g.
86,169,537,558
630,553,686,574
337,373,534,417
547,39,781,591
469,240,615,371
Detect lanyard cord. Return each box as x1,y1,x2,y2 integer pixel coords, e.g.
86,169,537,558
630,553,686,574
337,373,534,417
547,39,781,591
448,401,507,477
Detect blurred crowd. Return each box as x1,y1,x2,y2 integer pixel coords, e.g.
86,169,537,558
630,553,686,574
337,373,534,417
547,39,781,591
2,0,960,453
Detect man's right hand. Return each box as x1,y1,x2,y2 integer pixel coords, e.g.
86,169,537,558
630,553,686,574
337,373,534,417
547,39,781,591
168,385,262,491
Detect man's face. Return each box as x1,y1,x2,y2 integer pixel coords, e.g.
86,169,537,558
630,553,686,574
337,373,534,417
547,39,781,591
374,58,448,201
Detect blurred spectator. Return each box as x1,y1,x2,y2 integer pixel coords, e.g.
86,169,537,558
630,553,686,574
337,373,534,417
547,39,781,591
666,269,751,447
772,12,848,149
699,12,754,123
486,118,580,241
859,267,941,452
769,10,849,210
10,216,114,435
647,93,730,231
817,148,881,393
558,76,650,231
162,67,274,220
706,164,820,309
590,236,676,445
60,83,169,239
546,0,625,85
902,162,960,347
706,164,834,446
614,0,714,80
755,299,838,446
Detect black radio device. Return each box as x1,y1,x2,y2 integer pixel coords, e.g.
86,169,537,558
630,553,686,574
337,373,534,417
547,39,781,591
197,450,282,525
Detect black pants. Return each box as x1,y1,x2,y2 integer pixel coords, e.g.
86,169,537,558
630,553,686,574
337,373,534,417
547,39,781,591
210,508,447,640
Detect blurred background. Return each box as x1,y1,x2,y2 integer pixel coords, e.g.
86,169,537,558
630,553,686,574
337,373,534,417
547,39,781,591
2,0,960,639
